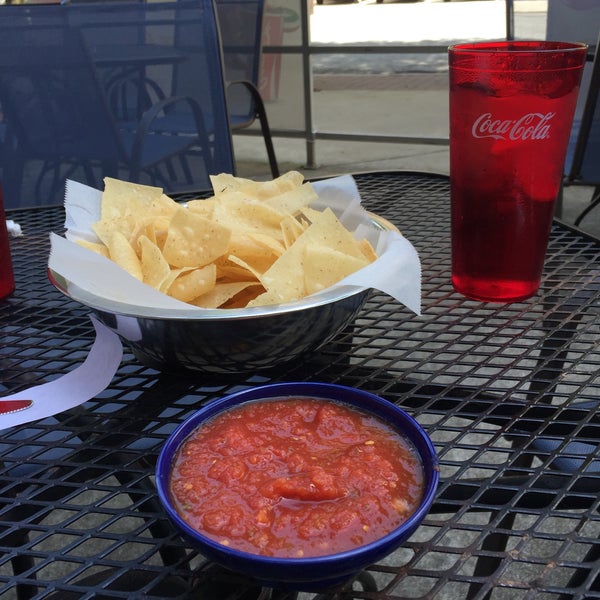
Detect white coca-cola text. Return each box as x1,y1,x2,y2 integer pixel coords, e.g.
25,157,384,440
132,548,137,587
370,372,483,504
471,112,555,141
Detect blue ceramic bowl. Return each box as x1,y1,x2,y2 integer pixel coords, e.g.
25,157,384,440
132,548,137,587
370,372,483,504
156,382,439,592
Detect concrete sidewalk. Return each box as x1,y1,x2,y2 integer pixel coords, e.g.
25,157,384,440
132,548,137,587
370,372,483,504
234,71,450,179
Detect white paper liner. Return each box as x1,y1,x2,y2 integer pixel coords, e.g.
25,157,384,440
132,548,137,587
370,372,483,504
49,175,421,315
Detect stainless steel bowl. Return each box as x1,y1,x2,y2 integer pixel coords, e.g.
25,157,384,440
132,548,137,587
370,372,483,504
49,213,394,374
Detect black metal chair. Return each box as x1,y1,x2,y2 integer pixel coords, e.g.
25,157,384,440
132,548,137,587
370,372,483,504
215,0,280,178
145,0,280,178
0,0,235,209
561,31,600,227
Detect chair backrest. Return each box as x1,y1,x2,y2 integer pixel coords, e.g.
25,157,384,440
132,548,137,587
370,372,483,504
0,13,128,208
214,0,265,124
0,0,235,208
69,0,236,187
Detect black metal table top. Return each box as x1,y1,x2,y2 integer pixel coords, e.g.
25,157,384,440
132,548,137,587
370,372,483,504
1,171,600,600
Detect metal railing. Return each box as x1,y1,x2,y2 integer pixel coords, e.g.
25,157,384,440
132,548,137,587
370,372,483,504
257,0,515,168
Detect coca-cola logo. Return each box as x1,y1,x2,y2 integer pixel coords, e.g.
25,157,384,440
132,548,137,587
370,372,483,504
472,112,555,141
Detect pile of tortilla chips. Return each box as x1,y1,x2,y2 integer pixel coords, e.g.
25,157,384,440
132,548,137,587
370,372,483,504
79,171,377,309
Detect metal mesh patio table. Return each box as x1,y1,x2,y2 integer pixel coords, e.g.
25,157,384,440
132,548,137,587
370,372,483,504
1,171,599,599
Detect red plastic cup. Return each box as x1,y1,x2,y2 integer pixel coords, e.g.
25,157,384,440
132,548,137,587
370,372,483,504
0,185,15,299
449,41,587,303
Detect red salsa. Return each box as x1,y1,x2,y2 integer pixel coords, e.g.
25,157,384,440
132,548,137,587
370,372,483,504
169,397,424,558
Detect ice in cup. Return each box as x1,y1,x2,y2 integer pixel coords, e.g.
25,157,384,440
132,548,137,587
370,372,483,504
449,41,587,302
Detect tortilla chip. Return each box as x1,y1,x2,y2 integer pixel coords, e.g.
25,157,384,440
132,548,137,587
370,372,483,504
168,264,217,302
192,281,262,308
139,235,170,289
303,245,369,295
162,207,231,268
107,230,142,281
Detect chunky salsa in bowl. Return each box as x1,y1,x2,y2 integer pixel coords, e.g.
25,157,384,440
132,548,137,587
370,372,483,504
156,382,439,591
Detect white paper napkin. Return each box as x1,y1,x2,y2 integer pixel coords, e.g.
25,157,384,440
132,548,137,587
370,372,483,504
0,317,123,431
49,175,421,314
